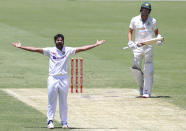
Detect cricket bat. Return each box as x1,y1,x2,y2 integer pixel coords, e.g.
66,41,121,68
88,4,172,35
122,37,164,50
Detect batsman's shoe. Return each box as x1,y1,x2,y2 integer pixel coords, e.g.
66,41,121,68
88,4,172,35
48,120,54,129
139,87,143,96
62,121,68,129
142,94,151,98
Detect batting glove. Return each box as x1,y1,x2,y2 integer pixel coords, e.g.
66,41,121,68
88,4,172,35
128,41,137,49
156,34,163,46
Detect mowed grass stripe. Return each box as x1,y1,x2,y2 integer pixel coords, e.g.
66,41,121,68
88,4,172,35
0,90,50,131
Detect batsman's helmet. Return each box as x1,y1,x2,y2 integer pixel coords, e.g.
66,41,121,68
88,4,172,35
140,2,151,13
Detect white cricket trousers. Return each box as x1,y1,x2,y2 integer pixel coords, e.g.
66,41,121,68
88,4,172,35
47,75,69,123
132,46,154,95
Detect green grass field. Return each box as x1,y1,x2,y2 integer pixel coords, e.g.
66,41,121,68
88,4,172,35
0,0,186,130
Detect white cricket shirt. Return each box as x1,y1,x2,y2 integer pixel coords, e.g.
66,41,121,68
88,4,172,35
43,46,76,76
129,15,157,43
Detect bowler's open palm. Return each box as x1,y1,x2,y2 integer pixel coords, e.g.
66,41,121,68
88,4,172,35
96,40,106,46
12,41,22,48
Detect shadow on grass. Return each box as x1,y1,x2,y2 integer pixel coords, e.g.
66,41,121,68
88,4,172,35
25,127,118,130
136,96,171,98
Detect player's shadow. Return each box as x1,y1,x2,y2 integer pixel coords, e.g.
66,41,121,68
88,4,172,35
26,127,118,130
60,127,117,130
136,96,171,98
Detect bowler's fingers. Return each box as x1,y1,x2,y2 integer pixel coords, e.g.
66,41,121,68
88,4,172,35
101,40,106,44
97,40,106,45
12,41,21,48
12,42,17,47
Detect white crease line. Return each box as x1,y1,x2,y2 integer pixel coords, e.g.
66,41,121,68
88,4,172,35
3,89,24,101
1,89,61,123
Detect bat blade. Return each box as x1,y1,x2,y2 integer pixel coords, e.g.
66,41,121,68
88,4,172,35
122,37,164,50
142,37,164,45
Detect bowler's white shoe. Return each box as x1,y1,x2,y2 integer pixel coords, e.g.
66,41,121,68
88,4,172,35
62,121,68,129
142,94,150,98
62,124,68,129
48,120,54,129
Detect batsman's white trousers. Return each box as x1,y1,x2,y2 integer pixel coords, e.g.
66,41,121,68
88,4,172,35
132,46,154,95
47,75,69,123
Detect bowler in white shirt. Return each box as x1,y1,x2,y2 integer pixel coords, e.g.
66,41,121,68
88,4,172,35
12,34,106,129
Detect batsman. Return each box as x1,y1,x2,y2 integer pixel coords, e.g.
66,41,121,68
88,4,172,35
127,2,163,98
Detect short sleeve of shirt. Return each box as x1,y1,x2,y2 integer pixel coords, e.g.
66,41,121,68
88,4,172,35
129,17,135,29
152,18,157,31
66,47,76,56
43,47,51,56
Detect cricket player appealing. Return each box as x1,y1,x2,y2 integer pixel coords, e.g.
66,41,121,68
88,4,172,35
12,34,106,129
128,2,163,98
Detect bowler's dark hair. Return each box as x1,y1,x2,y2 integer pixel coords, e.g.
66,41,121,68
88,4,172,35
54,34,64,42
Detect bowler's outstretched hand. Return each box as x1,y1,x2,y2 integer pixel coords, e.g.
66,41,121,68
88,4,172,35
75,40,106,53
12,41,22,48
96,40,106,46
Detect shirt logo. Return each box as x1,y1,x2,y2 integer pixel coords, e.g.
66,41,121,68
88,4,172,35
52,51,66,60
53,56,57,59
53,55,66,60
52,52,56,55
52,54,66,60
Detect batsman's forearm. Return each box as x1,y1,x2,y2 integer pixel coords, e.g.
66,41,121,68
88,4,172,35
154,29,159,37
128,30,133,41
128,33,132,41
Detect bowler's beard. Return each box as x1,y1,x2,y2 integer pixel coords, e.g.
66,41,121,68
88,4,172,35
56,42,63,50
